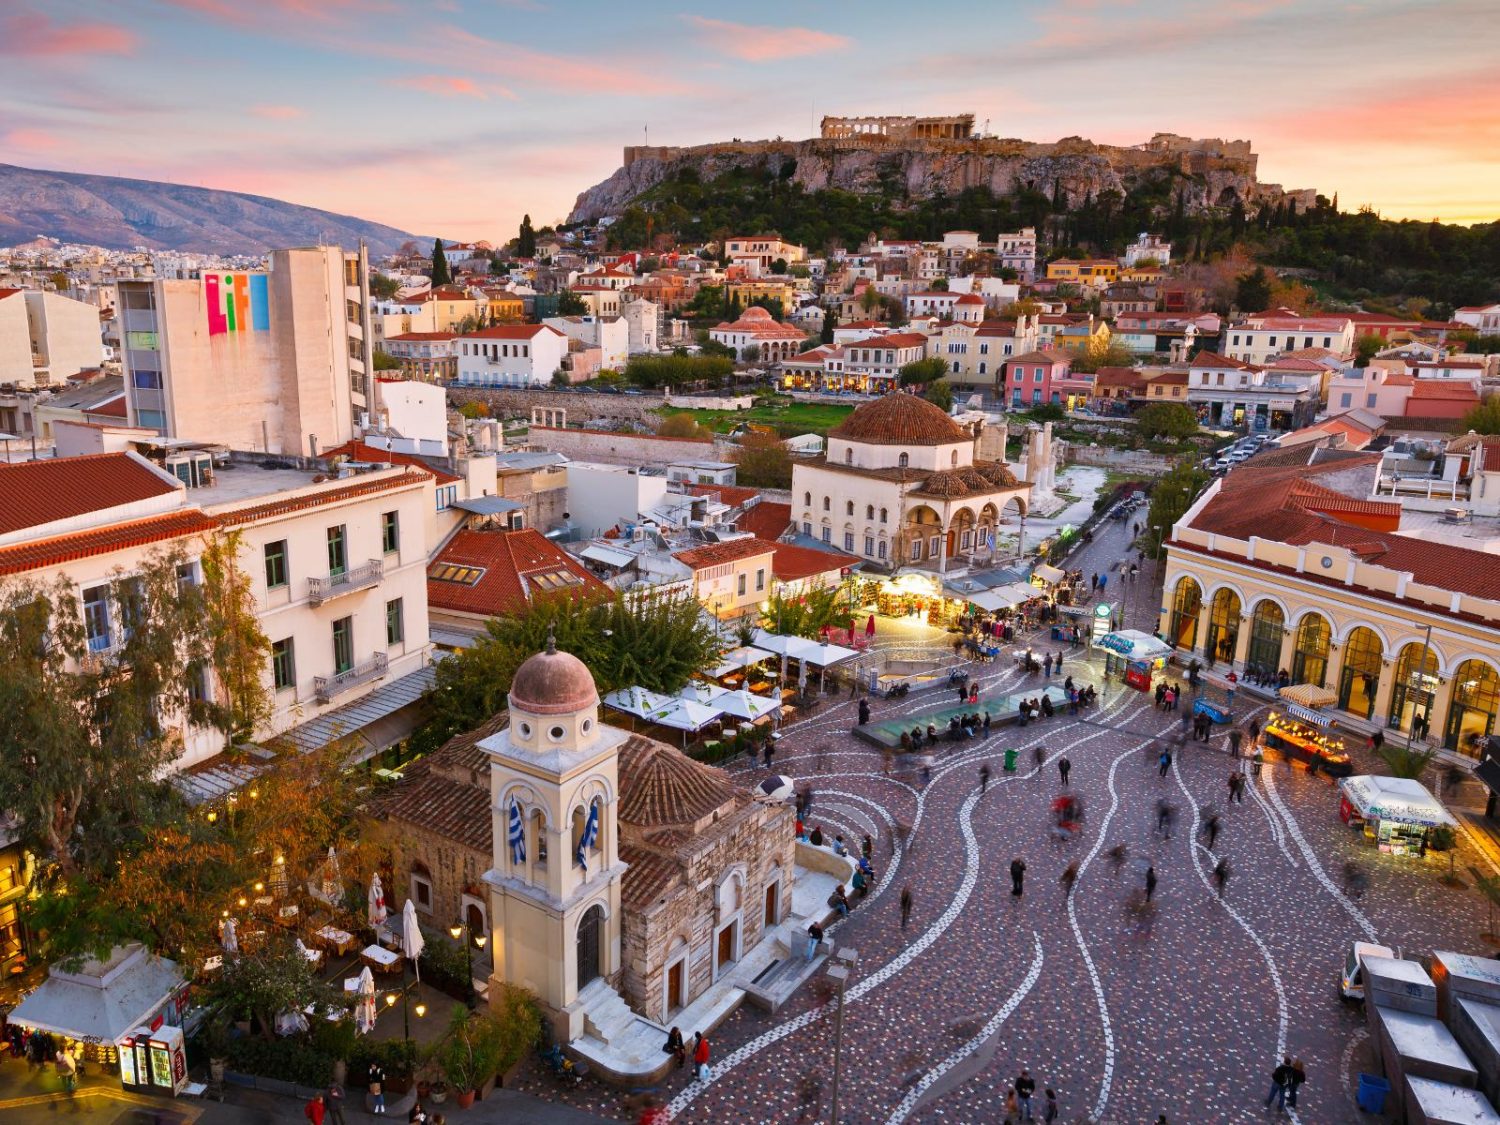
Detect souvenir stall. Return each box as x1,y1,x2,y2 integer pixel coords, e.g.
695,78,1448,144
1262,706,1354,776
1338,775,1458,856
7,944,188,1093
871,572,965,627
1097,630,1172,689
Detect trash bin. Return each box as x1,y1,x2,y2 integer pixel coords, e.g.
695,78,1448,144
1356,1073,1389,1114
1004,748,1019,772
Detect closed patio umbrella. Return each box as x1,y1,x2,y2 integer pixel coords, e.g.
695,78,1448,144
368,873,388,930
220,916,238,954
320,846,341,905
355,966,377,1035
402,898,425,980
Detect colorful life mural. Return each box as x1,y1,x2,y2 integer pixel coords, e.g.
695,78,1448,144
204,272,270,336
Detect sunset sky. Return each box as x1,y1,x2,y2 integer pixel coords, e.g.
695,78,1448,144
5,0,1498,242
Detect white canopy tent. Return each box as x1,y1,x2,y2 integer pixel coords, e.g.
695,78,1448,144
1340,775,1458,829
963,582,1038,612
1032,563,1067,586
602,686,677,720
708,645,776,679
678,681,730,707
717,687,781,721
9,946,185,1047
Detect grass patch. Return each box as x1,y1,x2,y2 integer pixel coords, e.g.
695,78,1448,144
660,397,855,438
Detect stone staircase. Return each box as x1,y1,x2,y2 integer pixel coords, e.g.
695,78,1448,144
579,978,637,1045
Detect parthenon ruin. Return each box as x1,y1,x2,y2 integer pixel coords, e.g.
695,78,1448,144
820,114,976,141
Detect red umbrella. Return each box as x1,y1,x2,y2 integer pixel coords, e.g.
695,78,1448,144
865,614,876,637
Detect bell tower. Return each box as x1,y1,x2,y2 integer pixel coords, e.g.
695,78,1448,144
480,634,626,1041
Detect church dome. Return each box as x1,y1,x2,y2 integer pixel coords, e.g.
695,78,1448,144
828,392,969,447
508,642,598,716
740,305,773,321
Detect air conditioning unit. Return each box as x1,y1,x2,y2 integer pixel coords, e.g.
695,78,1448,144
1442,507,1472,524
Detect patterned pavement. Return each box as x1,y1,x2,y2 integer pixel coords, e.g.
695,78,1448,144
515,523,1495,1123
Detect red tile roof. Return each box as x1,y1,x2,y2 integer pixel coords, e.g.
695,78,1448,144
320,439,461,485
216,468,429,527
843,332,929,350
829,392,969,446
0,452,179,535
733,500,792,542
771,542,855,583
464,324,563,340
686,483,758,507
0,288,22,301
672,537,777,571
385,331,459,342
1190,352,1257,370
428,528,607,618
87,395,128,418
0,509,220,577
1408,381,1479,400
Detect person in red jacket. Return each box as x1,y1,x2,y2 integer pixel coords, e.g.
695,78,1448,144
692,1030,710,1080
304,1094,326,1125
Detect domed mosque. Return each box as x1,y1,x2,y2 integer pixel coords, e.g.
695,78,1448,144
794,390,1032,573
476,636,797,1061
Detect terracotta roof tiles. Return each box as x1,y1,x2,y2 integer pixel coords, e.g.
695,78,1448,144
428,528,608,618
617,734,739,828
771,542,855,582
828,393,969,446
320,439,461,485
672,537,776,571
0,509,219,577
0,452,180,535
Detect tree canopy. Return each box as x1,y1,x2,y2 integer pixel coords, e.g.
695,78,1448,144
626,353,734,389
732,430,793,489
898,356,947,386
430,239,452,286
1135,402,1201,441
1461,395,1500,436
517,213,537,258
1143,460,1210,559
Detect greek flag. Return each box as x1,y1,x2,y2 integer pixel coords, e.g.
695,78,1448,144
986,532,995,550
507,799,526,866
576,802,599,872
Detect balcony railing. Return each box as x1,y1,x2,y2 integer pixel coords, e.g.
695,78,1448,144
307,559,383,605
313,651,388,704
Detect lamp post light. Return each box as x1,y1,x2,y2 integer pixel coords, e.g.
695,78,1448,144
827,947,859,1124
449,920,485,1009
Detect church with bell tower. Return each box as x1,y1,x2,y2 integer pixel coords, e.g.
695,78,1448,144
479,636,627,1042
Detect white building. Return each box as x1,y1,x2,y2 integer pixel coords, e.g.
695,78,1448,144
620,297,660,355
994,228,1038,281
1455,304,1500,333
0,288,105,388
792,393,1030,570
564,462,670,538
1122,232,1173,268
1224,312,1355,365
904,291,985,322
456,324,570,387
543,316,628,372
842,333,931,393
708,307,807,363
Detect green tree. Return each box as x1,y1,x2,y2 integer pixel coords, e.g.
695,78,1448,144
1354,334,1384,368
1377,740,1438,780
551,369,571,388
925,378,954,411
369,272,400,299
771,258,789,274
899,356,947,386
422,590,720,749
430,239,452,287
556,289,588,316
732,430,793,489
819,314,835,346
1461,395,1500,435
197,531,274,745
1143,460,1209,559
1070,338,1136,374
1135,402,1201,441
929,277,949,291
212,933,343,1040
628,352,733,388
517,213,537,258
762,585,853,640
47,271,70,292
372,349,401,371
1025,402,1066,422
743,344,761,364
457,400,491,419
657,412,713,439
1234,266,1271,313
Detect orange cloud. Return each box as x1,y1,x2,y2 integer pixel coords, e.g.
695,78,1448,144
0,11,136,57
390,74,516,101
251,104,305,120
684,15,850,61
3,129,61,151
159,0,381,24
426,26,691,96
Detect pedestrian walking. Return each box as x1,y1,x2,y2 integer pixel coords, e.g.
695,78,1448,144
1264,1055,1293,1112
1015,1068,1036,1120
1043,652,1053,677
304,1094,326,1125
1287,1058,1307,1108
368,1062,386,1115
1099,574,1108,595
1060,862,1078,898
1090,572,1099,592
1043,1089,1059,1122
862,834,873,861
900,885,913,930
692,1032,711,1080
858,698,870,726
983,711,992,736
805,921,823,961
327,1081,347,1125
1107,843,1128,872
1158,749,1172,778
1145,865,1158,902
1010,857,1026,897
1213,857,1230,897
980,764,991,793
1202,812,1220,851
1058,755,1071,786
1228,771,1245,804
1004,1086,1020,1123
1228,727,1243,757
1033,745,1045,777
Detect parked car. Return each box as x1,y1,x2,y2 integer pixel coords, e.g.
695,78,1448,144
1341,940,1397,1001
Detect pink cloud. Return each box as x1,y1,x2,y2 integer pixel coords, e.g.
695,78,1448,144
684,15,850,61
389,75,516,101
427,26,692,96
251,104,306,120
160,0,383,25
3,129,62,151
0,12,137,57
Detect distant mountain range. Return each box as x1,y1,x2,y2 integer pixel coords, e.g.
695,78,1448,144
0,164,428,257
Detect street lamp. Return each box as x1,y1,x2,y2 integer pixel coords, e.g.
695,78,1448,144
827,947,859,1124
385,984,426,1071
450,921,479,1009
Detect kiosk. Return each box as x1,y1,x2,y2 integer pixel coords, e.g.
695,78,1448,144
1264,707,1354,776
1339,775,1458,857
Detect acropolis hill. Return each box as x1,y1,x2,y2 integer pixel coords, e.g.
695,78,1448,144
567,115,1315,224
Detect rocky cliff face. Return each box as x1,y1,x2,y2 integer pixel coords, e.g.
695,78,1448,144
0,163,427,255
568,135,1303,225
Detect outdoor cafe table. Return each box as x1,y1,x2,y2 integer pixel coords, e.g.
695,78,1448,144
360,943,401,975
314,925,357,956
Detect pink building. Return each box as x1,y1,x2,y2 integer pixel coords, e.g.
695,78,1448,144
1002,350,1073,407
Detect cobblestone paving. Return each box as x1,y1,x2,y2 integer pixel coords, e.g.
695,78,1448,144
514,523,1494,1123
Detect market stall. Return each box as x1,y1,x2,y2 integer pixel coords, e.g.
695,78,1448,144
1031,563,1067,589
1097,630,1172,688
1339,774,1458,856
1263,708,1353,776
7,944,188,1093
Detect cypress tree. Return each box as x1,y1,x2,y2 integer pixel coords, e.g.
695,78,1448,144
430,238,452,286
517,214,537,258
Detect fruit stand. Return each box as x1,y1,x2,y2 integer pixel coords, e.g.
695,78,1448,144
1263,707,1354,776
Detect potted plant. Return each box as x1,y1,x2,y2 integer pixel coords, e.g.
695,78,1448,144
487,984,544,1090
205,1015,231,1084
439,1007,501,1109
